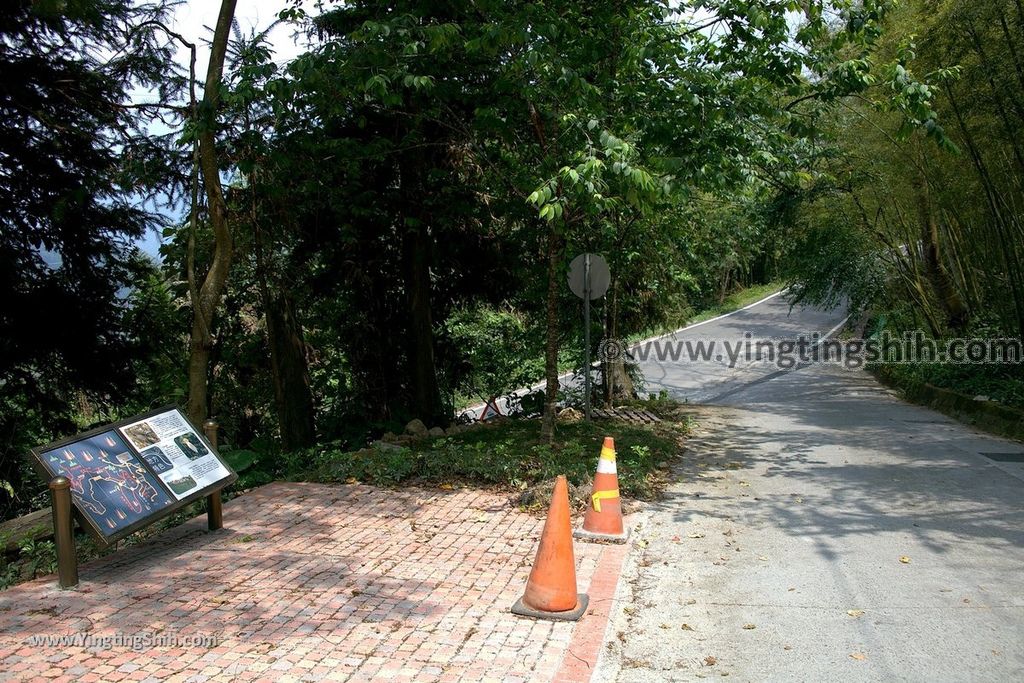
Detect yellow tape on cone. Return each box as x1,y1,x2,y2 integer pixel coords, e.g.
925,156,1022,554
592,488,620,512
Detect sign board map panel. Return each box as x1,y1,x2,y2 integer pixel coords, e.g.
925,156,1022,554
31,406,237,544
120,410,232,500
39,431,175,537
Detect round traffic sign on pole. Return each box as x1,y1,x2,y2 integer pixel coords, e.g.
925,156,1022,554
568,253,610,300
567,253,610,423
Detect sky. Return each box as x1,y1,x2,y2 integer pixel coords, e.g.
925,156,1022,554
136,0,315,258
166,0,312,79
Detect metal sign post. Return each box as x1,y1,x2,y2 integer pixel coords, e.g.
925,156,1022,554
49,476,78,589
584,254,592,420
568,253,611,421
203,419,223,531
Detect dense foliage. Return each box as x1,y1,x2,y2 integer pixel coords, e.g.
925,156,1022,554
4,0,1019,520
780,0,1024,398
0,0,184,518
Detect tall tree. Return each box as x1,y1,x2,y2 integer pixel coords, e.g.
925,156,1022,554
0,0,180,514
783,0,1024,343
186,0,239,424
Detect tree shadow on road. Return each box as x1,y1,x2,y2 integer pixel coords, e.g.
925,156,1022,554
647,365,1024,559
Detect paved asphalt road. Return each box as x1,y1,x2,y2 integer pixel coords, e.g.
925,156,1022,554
595,294,1024,682
460,290,845,420
631,290,848,404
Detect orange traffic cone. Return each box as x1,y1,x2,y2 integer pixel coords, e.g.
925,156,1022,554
511,475,589,621
574,437,629,543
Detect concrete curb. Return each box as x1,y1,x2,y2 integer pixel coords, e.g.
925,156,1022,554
872,367,1024,442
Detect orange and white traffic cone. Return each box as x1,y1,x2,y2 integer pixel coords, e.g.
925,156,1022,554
511,475,589,621
575,437,629,543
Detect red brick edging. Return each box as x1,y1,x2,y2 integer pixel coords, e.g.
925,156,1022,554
552,543,629,682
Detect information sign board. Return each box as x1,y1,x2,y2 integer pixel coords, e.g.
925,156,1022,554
31,407,237,544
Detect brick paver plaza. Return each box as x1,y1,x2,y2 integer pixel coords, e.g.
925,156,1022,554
0,483,627,682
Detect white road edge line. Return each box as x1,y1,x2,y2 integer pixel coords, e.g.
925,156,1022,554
820,316,851,345
630,289,786,349
461,288,789,418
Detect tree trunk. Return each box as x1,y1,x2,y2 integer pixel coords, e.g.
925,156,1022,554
913,172,969,333
185,0,238,426
718,266,732,305
403,221,446,425
945,81,1024,338
539,227,563,444
248,165,317,450
265,294,316,450
602,276,633,405
186,332,213,424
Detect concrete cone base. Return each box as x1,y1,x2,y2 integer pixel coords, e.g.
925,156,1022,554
574,527,630,544
511,593,589,621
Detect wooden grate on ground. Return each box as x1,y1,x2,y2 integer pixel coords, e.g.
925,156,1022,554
592,407,662,424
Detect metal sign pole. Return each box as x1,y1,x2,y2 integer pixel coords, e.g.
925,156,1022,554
49,476,78,589
203,419,223,531
567,252,609,422
584,254,592,421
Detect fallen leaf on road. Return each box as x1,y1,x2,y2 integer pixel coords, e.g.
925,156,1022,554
672,535,681,542
847,609,865,618
636,539,649,548
850,653,867,661
659,623,671,629
742,623,756,630
681,624,695,631
688,533,705,538
704,656,717,666
899,556,911,564
783,645,792,651
439,483,454,490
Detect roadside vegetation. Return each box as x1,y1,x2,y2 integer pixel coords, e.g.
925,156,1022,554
778,2,1024,407
302,409,689,502
628,281,784,344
